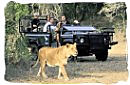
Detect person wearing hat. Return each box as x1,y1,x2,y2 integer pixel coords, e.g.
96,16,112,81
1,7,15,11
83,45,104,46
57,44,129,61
31,13,40,31
73,20,80,26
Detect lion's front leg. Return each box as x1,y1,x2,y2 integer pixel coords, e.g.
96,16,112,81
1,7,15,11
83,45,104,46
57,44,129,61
58,67,63,79
59,65,69,81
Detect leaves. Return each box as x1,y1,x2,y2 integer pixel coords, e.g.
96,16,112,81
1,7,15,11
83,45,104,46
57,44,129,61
14,3,29,21
39,4,63,20
5,1,30,64
98,2,127,22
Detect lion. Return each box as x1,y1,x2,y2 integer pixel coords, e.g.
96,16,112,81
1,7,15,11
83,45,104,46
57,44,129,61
32,43,78,80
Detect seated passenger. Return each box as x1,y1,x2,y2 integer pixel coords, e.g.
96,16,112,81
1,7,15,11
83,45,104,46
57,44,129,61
46,15,50,22
31,13,40,31
60,15,70,25
43,17,54,32
73,20,80,26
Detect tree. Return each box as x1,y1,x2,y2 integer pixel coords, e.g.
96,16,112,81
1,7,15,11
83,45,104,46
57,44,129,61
5,1,30,64
39,3,63,20
62,3,104,24
98,2,127,30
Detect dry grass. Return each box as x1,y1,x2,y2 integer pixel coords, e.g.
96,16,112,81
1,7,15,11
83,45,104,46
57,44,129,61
109,31,127,56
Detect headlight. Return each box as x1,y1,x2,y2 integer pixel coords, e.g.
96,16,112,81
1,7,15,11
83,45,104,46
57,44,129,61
104,38,106,42
104,37,108,45
80,38,84,43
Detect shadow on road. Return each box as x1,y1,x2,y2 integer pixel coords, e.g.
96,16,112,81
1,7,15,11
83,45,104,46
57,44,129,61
76,55,127,62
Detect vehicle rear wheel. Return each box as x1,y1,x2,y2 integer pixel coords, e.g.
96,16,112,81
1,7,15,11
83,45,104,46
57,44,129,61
31,45,38,61
95,50,108,61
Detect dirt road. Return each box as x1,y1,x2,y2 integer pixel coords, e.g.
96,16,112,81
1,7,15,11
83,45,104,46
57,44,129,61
5,54,128,84
5,32,128,84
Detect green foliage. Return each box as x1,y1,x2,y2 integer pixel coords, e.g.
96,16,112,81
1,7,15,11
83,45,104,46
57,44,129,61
4,1,16,21
39,4,63,20
5,20,16,35
5,1,30,63
62,3,103,24
98,2,127,32
5,1,16,35
15,36,31,61
98,2,127,21
62,3,76,22
14,3,29,21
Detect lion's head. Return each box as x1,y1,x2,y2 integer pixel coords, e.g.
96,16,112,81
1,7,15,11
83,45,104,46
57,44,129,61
65,43,78,57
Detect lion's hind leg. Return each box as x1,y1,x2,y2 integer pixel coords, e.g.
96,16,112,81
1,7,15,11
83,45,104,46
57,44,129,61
37,67,41,77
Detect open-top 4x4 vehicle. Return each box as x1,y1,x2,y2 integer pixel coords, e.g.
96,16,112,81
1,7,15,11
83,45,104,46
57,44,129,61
19,16,118,61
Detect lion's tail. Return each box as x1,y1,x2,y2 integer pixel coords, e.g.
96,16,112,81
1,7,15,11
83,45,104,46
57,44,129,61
31,58,39,68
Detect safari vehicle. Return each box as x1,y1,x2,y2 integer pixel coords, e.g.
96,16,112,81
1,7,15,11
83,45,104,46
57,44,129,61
19,16,118,61
50,25,118,61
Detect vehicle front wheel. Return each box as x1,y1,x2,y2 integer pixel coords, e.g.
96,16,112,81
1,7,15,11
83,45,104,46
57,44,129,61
95,50,108,61
67,56,77,62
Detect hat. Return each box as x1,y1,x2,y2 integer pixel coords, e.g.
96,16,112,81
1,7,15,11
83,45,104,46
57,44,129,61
74,20,79,24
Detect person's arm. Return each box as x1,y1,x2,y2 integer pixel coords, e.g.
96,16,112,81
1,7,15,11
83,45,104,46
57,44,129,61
43,24,47,32
55,22,62,32
37,19,40,27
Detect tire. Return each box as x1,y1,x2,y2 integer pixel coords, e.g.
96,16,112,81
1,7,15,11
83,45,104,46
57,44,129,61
95,50,108,61
31,45,38,61
68,56,77,62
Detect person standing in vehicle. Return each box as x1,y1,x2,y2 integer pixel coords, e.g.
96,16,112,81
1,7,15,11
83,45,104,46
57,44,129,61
31,13,40,31
54,15,69,47
55,22,62,47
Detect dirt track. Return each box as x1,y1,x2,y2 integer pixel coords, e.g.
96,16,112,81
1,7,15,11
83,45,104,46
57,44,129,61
5,32,128,84
5,55,128,84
